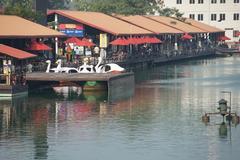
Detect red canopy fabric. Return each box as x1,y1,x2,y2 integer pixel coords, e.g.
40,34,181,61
236,32,240,37
152,37,162,43
145,37,162,43
81,38,95,47
127,37,143,44
27,41,52,51
65,37,95,47
110,38,129,46
181,33,193,40
218,35,231,41
64,37,82,44
127,37,137,44
0,44,36,59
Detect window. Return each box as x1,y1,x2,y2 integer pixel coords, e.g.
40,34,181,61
190,0,195,4
211,0,217,3
234,0,239,3
198,0,204,3
219,13,225,21
177,0,182,4
198,14,203,21
220,0,225,3
189,14,195,19
233,13,239,20
211,14,217,21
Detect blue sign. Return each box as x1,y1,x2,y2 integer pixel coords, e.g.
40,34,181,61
60,29,84,37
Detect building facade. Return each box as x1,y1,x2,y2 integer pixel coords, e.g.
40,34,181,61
163,0,240,42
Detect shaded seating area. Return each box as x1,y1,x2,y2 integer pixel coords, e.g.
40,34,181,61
0,44,36,96
46,10,227,66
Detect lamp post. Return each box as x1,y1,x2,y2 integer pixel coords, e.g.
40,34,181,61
221,91,232,121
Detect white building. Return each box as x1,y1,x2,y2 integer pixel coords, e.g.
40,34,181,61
163,0,240,42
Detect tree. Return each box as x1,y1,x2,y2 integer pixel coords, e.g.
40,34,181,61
158,7,183,18
73,0,165,15
48,0,71,9
1,0,43,22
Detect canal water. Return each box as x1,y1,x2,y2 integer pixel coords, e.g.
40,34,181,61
1,55,240,160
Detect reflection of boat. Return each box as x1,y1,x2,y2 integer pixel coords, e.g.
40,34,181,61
53,86,82,98
83,90,107,102
83,81,107,91
215,47,240,57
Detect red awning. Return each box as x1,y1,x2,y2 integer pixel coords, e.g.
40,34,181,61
127,37,138,45
144,36,162,44
151,37,162,43
65,37,95,47
110,38,129,46
127,37,144,45
77,38,95,47
64,37,83,44
181,33,193,40
237,32,240,37
27,41,52,51
0,44,36,59
218,35,231,41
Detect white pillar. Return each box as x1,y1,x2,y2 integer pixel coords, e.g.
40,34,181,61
54,14,58,57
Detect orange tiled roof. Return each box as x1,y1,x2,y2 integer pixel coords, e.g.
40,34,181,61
146,16,206,33
0,15,65,38
115,15,183,34
48,10,154,36
184,18,224,33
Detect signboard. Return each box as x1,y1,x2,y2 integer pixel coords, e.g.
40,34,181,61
59,24,84,37
100,33,108,48
60,30,84,37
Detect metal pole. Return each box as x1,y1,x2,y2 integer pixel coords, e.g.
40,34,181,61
221,91,232,121
229,92,231,119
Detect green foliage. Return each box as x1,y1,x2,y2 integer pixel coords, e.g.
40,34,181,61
158,7,183,18
73,0,164,15
49,0,71,9
1,0,43,22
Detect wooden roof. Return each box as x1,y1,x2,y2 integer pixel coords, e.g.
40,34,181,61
0,15,65,38
0,44,36,59
184,18,224,33
115,15,183,34
146,16,206,33
48,10,154,36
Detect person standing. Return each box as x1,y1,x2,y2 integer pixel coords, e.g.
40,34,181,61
94,46,100,56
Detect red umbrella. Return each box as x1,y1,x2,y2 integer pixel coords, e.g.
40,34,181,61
152,37,162,43
110,38,129,46
77,38,95,47
27,41,52,51
127,37,143,45
82,38,96,47
64,37,82,44
65,37,95,47
218,35,231,41
181,33,193,40
135,37,145,44
127,37,137,44
236,32,240,37
140,36,162,44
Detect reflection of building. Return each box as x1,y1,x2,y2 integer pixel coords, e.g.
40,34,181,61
163,0,240,41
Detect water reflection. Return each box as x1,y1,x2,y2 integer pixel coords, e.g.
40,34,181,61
1,56,240,160
219,122,228,138
0,97,49,160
